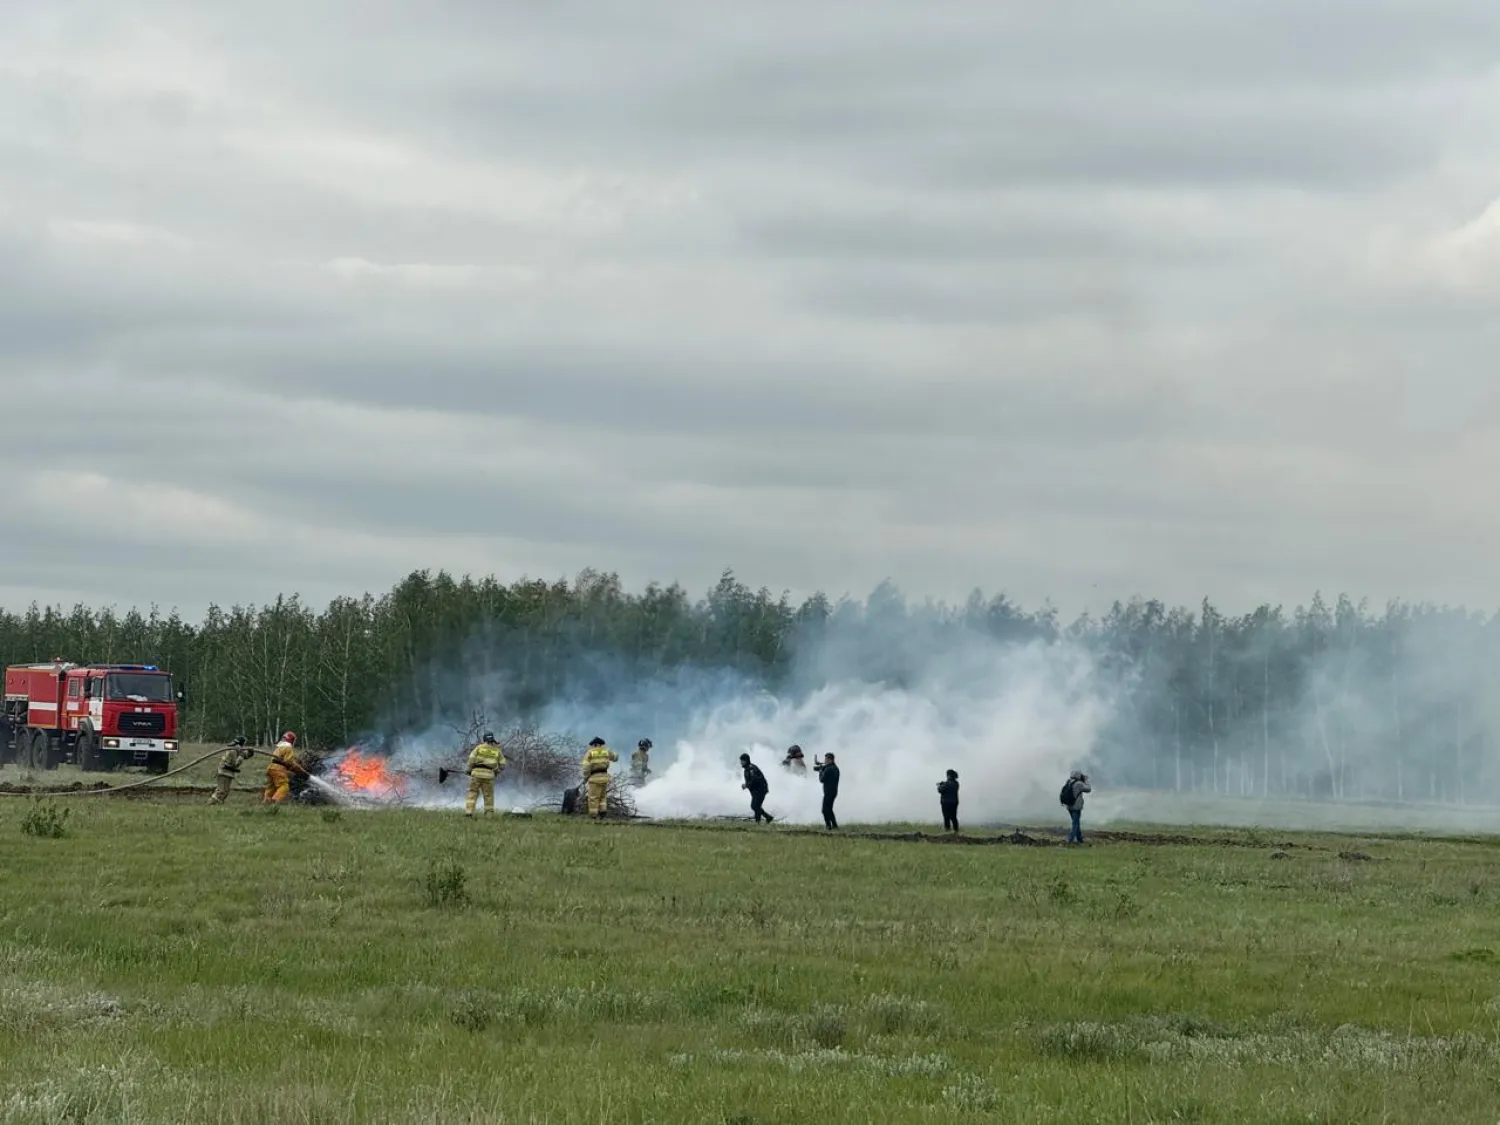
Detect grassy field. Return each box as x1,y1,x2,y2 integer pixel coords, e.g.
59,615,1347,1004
2,787,1500,1124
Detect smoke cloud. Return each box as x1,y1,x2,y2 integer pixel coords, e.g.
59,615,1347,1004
348,602,1116,825
339,587,1500,834
626,639,1108,824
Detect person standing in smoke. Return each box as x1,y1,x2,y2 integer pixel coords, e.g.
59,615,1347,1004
781,744,807,776
464,731,506,818
1062,770,1091,844
813,752,840,829
581,738,618,819
739,753,774,823
937,769,960,833
630,739,652,787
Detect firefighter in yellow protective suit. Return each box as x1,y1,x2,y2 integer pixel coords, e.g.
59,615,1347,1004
629,738,652,787
262,732,308,803
465,732,506,818
581,737,617,819
209,736,254,805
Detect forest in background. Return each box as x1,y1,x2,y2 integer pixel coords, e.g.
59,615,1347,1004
1,567,1496,804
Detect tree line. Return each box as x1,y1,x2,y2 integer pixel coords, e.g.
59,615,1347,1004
1,568,1495,803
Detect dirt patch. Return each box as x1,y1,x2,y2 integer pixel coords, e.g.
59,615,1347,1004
768,827,1060,846
1003,830,1053,846
642,821,1320,852
0,781,113,793
0,783,217,800
1083,829,1305,850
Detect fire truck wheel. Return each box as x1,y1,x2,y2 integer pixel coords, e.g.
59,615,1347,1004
77,730,103,772
30,730,55,771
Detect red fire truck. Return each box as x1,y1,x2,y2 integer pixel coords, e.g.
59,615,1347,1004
2,660,182,773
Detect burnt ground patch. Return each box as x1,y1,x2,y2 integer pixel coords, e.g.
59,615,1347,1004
646,820,1319,851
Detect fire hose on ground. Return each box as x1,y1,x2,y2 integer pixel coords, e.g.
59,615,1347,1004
0,747,291,798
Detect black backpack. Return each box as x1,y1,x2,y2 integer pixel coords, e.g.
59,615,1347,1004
1059,780,1074,806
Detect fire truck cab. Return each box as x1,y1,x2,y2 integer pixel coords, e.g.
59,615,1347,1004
2,660,182,774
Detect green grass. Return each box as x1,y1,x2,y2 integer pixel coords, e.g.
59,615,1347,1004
1,796,1499,1124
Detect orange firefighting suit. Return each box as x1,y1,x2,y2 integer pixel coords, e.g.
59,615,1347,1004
582,744,617,817
263,740,307,803
464,740,506,817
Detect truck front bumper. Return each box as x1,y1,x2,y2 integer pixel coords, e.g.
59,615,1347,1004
101,737,179,753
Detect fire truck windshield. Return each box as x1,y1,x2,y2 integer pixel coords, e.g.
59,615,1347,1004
104,673,174,703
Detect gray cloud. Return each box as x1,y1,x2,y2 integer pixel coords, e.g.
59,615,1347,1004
1,0,1498,620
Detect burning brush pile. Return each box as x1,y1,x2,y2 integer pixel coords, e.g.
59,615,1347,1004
313,720,639,819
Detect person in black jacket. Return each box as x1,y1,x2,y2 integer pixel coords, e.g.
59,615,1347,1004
813,752,840,829
937,769,959,833
738,753,774,823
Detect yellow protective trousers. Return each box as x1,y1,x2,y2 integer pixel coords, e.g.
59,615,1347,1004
466,773,495,815
586,773,610,817
209,773,234,805
263,764,291,803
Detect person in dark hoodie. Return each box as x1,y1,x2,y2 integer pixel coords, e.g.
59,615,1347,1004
937,769,960,833
739,753,774,823
813,752,840,829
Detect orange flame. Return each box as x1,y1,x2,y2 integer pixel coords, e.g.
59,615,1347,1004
333,750,407,799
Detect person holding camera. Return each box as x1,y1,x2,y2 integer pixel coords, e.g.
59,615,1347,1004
1061,770,1092,844
936,769,960,833
813,752,840,829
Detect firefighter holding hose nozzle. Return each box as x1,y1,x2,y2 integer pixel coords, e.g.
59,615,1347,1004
262,732,309,804
464,731,506,818
209,736,255,805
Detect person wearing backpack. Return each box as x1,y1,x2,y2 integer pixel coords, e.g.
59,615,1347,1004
739,753,775,823
1060,771,1091,843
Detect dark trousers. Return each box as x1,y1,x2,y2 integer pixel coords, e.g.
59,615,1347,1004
941,803,959,832
1068,808,1083,843
749,789,772,823
821,792,838,829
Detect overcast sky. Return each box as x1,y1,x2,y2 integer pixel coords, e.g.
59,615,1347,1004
3,1,1500,621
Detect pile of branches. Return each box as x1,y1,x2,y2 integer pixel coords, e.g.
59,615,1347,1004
449,714,639,819
493,724,585,788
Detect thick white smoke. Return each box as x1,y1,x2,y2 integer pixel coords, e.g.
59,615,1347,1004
346,602,1124,825
631,639,1112,825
